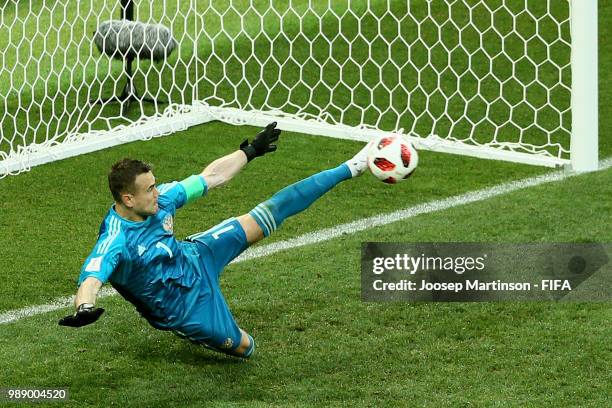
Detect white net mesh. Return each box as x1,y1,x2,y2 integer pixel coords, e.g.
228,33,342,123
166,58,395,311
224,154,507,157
0,0,573,176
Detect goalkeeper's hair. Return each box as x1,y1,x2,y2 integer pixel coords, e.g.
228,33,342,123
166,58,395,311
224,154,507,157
108,158,153,202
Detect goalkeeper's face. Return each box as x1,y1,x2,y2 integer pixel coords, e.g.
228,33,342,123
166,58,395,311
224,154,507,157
127,171,159,217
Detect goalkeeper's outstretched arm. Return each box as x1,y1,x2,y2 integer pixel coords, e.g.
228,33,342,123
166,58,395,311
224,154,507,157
200,150,248,190
58,277,105,327
201,122,281,190
74,277,103,307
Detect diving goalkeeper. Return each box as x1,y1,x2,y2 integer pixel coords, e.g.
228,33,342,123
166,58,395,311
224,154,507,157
59,122,370,358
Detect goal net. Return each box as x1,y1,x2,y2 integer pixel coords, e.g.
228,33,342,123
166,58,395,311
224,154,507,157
0,0,598,177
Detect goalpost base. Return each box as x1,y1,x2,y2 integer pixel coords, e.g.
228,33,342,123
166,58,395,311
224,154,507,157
0,103,569,177
200,106,569,169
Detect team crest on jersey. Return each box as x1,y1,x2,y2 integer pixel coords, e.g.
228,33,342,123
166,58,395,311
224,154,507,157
162,214,174,233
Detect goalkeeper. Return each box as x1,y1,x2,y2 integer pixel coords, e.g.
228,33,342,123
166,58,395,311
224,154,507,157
59,122,370,358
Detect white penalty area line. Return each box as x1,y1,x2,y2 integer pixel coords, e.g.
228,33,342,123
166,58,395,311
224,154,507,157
1,158,611,325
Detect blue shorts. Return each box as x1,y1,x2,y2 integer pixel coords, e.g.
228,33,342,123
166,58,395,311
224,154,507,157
176,218,249,355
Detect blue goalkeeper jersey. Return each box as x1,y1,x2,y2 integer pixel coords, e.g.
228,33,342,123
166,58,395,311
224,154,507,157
77,176,208,330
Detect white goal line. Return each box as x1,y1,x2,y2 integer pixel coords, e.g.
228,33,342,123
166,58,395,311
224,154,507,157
1,156,611,325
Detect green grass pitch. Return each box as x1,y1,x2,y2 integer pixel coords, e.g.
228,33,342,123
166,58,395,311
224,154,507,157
1,1,611,406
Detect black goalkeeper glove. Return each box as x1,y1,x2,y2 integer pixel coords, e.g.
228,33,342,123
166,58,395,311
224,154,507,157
240,122,281,162
58,303,105,328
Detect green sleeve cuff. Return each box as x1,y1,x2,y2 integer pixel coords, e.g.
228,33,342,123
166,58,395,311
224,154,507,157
179,175,207,205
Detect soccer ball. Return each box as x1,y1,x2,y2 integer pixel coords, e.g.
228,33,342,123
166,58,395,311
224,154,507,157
367,135,418,184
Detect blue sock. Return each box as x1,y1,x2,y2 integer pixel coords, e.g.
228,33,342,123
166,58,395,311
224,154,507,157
249,164,352,236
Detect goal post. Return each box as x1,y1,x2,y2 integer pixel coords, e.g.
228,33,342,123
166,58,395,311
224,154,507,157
570,0,598,172
0,0,599,177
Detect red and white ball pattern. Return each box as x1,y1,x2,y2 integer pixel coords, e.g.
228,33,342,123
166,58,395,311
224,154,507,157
367,135,418,184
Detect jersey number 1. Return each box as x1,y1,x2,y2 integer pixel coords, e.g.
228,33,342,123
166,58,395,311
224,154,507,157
212,225,235,240
155,242,174,258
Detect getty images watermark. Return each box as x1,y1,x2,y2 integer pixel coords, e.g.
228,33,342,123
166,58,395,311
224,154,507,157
361,243,612,302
